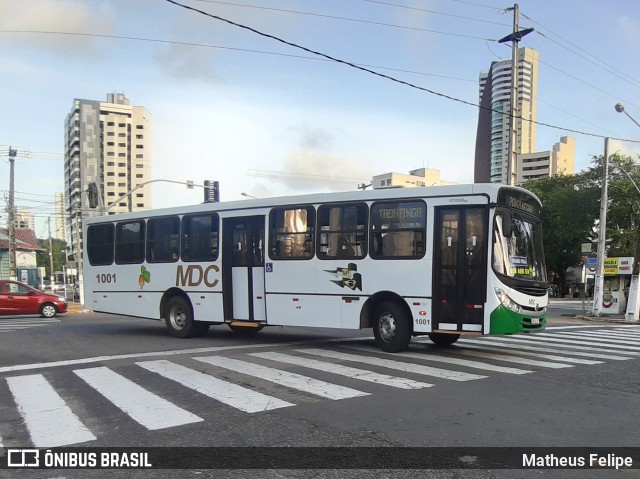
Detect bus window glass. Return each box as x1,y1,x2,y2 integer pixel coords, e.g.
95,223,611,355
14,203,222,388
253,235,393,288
87,224,115,266
270,207,315,259
147,216,180,263
318,203,367,259
115,221,145,264
493,213,546,281
182,214,219,261
370,201,426,259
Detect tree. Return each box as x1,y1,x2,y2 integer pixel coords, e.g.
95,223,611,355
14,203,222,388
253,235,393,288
524,173,600,292
524,152,640,290
36,238,67,278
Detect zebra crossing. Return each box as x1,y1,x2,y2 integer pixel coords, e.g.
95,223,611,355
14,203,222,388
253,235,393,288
0,317,60,333
1,326,639,448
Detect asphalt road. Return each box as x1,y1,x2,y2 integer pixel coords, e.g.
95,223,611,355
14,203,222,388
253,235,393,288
0,308,639,479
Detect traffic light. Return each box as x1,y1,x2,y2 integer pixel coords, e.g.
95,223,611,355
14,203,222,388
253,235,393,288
204,180,219,203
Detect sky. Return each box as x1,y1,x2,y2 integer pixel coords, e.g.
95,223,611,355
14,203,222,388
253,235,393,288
1,0,640,238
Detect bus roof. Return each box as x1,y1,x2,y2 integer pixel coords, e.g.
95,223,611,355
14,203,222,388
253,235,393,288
84,183,540,225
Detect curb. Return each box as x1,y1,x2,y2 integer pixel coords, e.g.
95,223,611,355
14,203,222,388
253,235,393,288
574,315,640,324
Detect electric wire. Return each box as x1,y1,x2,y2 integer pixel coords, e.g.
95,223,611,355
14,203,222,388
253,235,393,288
166,0,640,144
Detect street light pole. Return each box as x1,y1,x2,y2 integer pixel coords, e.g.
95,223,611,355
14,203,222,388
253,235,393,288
592,138,610,317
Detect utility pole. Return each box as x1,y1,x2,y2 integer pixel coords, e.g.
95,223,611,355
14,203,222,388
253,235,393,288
592,138,610,317
76,199,84,305
499,4,533,186
7,147,17,280
47,217,54,281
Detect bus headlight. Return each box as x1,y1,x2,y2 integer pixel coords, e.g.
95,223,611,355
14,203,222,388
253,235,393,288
494,288,520,313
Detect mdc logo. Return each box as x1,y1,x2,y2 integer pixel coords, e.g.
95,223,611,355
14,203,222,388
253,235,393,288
176,265,219,287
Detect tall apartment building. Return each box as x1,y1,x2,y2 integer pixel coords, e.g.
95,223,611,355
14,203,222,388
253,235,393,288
64,92,151,261
474,47,539,184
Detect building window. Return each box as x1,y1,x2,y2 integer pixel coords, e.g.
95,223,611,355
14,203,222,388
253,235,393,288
118,173,126,177
136,125,144,129
136,203,144,208
118,163,126,167
136,154,144,159
87,224,115,266
136,144,143,149
107,182,115,186
317,203,368,259
118,153,126,157
107,152,115,156
107,172,115,176
118,143,126,147
136,193,144,198
107,132,115,136
136,134,143,139
107,122,115,126
107,142,114,146
107,192,115,196
136,164,143,168
118,133,126,137
118,182,126,187
370,201,426,259
118,123,126,127
106,161,115,166
136,174,143,178
269,207,315,260
115,221,145,264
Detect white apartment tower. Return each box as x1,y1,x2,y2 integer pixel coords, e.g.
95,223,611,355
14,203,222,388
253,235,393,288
474,47,539,184
64,92,151,261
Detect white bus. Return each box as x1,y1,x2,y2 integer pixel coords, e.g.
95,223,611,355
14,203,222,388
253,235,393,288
83,183,548,352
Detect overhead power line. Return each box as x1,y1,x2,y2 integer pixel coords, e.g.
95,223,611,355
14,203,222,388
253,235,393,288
165,0,640,144
193,0,498,39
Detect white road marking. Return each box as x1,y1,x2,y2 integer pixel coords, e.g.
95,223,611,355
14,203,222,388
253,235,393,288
481,335,640,355
250,351,431,389
6,374,96,447
344,345,532,374
0,324,49,330
521,333,640,351
470,336,633,360
446,348,573,368
454,342,602,365
74,367,203,429
299,348,487,381
564,331,640,343
194,356,369,400
137,360,294,413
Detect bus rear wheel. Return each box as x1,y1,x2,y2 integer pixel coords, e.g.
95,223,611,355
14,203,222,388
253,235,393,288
164,296,209,338
373,301,412,353
428,333,460,346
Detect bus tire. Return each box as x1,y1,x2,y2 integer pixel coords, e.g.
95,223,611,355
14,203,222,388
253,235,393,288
228,323,264,334
40,303,58,318
373,301,412,353
428,333,460,346
164,296,209,338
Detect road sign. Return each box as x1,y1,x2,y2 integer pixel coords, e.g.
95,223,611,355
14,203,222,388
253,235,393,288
581,243,592,253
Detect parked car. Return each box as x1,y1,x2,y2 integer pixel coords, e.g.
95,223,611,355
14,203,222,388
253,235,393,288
42,281,66,293
0,280,68,318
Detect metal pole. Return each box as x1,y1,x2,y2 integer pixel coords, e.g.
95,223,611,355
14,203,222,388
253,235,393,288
7,147,17,280
507,3,519,186
592,137,610,316
76,201,84,306
47,217,54,282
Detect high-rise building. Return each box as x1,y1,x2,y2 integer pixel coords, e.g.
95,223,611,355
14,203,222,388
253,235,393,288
64,92,151,262
55,193,65,241
518,136,576,183
474,47,539,184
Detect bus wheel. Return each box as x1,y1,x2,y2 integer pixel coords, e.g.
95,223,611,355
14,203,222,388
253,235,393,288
228,323,264,334
373,301,411,353
428,333,460,346
164,296,209,338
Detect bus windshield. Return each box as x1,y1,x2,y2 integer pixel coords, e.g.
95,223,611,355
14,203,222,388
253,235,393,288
492,212,546,282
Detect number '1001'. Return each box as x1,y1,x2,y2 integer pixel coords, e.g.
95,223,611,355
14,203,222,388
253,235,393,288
97,273,116,284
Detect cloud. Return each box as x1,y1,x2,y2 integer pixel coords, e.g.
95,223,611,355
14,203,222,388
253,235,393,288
0,0,114,56
609,139,640,158
618,15,640,42
153,43,224,83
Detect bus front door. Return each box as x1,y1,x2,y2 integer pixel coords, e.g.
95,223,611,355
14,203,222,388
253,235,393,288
433,207,487,333
223,216,266,322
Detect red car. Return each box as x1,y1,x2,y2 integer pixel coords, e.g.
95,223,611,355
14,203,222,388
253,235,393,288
0,280,68,318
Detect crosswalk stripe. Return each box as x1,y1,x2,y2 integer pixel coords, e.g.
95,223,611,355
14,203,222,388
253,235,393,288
6,374,96,447
74,367,203,430
0,324,49,330
481,335,640,355
521,333,640,351
344,345,532,374
297,349,487,381
454,340,603,364
445,348,573,368
555,331,640,345
566,331,640,342
137,360,294,413
473,336,633,359
0,318,59,324
194,356,369,400
250,351,432,389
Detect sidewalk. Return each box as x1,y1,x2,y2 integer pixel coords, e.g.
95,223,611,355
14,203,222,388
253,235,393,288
548,297,637,324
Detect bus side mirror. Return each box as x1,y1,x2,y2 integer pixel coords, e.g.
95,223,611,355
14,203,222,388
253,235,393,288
502,212,513,238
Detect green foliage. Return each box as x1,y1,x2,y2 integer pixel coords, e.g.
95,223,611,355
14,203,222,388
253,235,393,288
36,238,68,277
524,153,640,286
